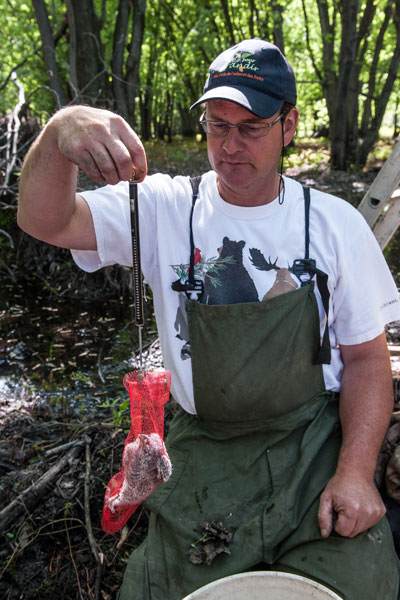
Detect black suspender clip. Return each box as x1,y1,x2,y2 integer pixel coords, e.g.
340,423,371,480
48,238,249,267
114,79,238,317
291,258,317,287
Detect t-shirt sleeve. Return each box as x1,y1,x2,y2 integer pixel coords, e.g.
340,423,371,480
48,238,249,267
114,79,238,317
330,207,400,345
71,181,132,272
71,177,165,280
70,174,192,286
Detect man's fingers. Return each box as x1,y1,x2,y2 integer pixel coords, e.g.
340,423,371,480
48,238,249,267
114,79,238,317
334,511,358,538
80,137,144,186
319,485,386,539
318,495,334,538
108,115,147,181
119,129,147,182
334,499,386,538
78,150,108,183
56,106,148,184
78,147,119,184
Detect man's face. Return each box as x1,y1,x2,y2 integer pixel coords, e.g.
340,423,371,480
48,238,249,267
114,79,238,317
205,100,298,205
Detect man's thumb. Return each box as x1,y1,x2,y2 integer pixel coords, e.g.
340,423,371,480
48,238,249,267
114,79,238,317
318,495,333,538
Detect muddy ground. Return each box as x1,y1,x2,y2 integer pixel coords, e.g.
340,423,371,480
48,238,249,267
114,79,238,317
1,149,400,600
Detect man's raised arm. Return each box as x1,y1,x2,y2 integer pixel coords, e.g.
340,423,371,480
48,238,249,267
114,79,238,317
17,106,147,251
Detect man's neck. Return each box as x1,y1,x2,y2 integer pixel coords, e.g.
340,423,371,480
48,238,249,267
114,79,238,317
216,173,281,207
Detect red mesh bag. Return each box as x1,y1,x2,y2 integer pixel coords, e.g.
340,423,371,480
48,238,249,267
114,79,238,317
102,370,172,534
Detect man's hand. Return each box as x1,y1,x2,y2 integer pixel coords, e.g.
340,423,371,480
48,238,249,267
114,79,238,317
318,472,386,538
18,105,147,250
53,106,147,184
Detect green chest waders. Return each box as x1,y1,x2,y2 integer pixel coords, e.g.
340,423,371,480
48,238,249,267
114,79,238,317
118,182,400,600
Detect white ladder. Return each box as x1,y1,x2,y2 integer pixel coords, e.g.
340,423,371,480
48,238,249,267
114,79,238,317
358,139,400,249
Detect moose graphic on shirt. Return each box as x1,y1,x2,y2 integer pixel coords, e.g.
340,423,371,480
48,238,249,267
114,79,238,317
171,236,299,360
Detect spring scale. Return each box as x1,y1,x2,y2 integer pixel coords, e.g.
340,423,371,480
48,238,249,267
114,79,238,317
129,174,144,369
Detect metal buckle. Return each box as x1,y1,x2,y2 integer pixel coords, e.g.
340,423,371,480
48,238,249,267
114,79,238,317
291,258,316,286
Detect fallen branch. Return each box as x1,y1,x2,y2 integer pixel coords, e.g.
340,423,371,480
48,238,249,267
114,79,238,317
84,435,104,600
3,72,25,189
0,440,84,531
65,515,84,600
109,507,145,569
45,439,79,457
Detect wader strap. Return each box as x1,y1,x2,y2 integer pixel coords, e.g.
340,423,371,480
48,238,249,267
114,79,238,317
291,186,331,364
304,186,311,260
171,176,204,297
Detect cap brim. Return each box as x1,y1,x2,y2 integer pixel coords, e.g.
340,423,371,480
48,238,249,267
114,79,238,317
190,85,283,118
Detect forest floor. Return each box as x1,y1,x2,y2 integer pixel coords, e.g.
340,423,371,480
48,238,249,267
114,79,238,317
1,138,400,600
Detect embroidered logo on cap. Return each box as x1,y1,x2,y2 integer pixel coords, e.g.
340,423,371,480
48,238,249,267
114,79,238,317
213,50,263,83
227,51,259,73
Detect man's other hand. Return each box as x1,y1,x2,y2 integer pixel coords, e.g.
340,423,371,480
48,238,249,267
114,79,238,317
318,472,386,538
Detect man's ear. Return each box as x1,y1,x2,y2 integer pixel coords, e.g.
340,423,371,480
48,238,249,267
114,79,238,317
283,108,299,147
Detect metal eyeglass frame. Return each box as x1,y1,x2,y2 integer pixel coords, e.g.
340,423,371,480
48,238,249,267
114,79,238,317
199,110,288,139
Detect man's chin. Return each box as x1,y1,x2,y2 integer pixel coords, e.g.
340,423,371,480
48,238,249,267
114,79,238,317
217,162,253,186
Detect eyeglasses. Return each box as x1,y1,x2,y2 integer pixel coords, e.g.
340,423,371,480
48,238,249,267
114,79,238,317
199,110,287,139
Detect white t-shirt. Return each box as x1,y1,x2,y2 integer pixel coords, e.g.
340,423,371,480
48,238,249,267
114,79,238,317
72,172,400,414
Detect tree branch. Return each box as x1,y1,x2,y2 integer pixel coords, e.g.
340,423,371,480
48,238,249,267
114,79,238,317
0,441,84,531
301,0,323,83
32,0,68,107
220,0,235,45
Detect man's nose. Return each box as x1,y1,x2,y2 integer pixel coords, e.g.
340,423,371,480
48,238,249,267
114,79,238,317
221,126,245,153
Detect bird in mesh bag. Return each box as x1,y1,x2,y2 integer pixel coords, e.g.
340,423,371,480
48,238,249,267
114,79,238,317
106,432,172,512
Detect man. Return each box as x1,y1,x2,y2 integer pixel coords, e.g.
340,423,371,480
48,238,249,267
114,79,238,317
18,39,400,599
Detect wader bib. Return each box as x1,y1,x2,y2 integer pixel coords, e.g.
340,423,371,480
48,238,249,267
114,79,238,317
118,183,399,600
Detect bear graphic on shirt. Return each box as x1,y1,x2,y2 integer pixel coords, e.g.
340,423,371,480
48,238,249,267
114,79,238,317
203,236,258,304
170,237,300,360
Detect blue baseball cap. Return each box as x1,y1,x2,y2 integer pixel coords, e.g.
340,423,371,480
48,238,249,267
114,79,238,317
190,39,297,118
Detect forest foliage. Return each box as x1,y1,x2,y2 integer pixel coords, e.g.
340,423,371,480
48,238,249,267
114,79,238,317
1,0,399,174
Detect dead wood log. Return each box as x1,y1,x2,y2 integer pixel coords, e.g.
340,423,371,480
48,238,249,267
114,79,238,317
0,440,84,532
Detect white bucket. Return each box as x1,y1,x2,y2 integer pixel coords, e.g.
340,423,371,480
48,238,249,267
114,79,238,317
182,571,343,600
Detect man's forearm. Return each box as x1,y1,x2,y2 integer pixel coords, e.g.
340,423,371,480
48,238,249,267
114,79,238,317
336,332,393,481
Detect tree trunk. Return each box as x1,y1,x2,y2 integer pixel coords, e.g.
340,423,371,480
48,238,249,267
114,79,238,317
220,0,235,45
140,88,153,140
32,0,68,107
270,0,285,53
65,0,107,105
165,90,173,142
345,0,376,163
249,0,256,38
65,0,78,96
111,0,131,118
301,0,323,83
394,96,400,139
330,0,359,170
126,0,147,126
140,41,156,140
359,2,392,138
177,104,197,137
315,0,337,120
